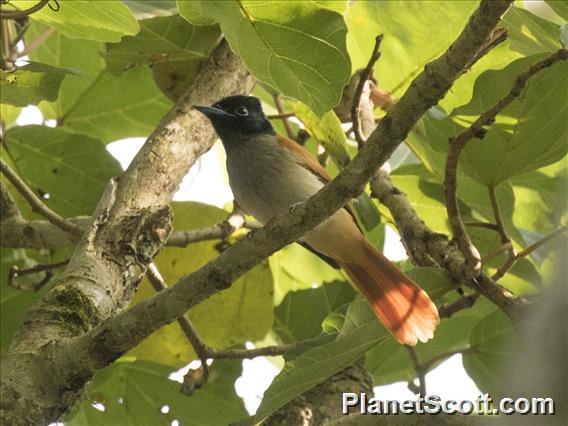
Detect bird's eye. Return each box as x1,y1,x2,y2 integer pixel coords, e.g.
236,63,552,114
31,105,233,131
234,106,248,116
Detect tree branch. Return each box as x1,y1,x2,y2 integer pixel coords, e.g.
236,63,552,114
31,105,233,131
351,34,383,148
444,48,567,277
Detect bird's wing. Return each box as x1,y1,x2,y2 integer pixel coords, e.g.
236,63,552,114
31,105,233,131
276,134,361,230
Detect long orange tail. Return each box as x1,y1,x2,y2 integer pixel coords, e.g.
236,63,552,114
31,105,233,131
339,240,439,346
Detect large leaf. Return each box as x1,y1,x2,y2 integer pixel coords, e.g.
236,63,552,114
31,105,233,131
129,202,274,367
545,0,568,21
346,1,475,96
425,54,568,185
105,15,220,75
65,359,247,425
389,168,451,234
502,6,563,55
11,0,139,42
124,0,178,19
462,310,513,400
0,63,72,107
0,104,21,127
25,23,172,143
3,125,122,216
292,102,350,167
178,0,351,115
274,280,356,343
253,298,388,423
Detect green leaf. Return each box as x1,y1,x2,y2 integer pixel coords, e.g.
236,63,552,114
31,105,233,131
0,63,72,107
25,22,172,143
129,202,274,367
254,299,387,423
66,359,247,425
346,1,476,97
0,249,45,351
503,6,563,55
512,169,567,232
178,0,351,115
124,0,178,19
0,103,21,127
389,168,450,234
292,102,350,167
545,0,568,21
425,55,568,185
276,243,343,290
3,125,122,216
274,281,356,343
463,310,513,399
11,0,139,42
105,15,220,75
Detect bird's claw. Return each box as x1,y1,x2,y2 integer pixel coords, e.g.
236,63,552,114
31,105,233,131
289,202,302,213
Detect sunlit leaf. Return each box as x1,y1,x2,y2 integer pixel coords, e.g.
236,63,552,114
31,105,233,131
105,15,220,75
3,125,121,216
11,0,139,42
274,280,356,343
178,0,351,115
0,63,73,107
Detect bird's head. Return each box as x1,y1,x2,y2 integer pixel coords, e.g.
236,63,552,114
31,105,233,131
194,95,274,141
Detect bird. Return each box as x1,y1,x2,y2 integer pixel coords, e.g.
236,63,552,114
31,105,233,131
194,95,439,346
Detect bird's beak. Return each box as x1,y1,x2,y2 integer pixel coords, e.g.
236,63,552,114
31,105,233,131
194,105,234,118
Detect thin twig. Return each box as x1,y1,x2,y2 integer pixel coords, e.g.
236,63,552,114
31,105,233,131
0,158,84,237
8,259,69,291
492,226,567,281
145,262,297,395
145,263,211,394
273,94,295,140
166,208,260,247
444,48,568,277
267,112,295,120
481,242,513,263
438,293,480,318
464,221,499,231
351,34,383,149
19,27,54,57
463,28,508,74
516,226,567,258
0,0,49,19
405,346,426,396
421,349,468,372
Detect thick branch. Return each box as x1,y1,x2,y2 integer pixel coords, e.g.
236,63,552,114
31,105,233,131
1,40,254,426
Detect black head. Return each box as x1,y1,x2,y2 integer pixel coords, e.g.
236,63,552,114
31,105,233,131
194,95,274,142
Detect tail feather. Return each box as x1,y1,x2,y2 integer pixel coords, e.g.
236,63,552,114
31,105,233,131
339,240,439,346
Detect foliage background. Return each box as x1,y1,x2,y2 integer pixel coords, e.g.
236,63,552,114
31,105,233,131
0,0,566,424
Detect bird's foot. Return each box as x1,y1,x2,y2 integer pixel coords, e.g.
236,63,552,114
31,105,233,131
289,202,302,213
